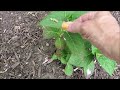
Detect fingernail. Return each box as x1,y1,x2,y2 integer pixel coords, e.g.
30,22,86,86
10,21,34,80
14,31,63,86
62,22,73,31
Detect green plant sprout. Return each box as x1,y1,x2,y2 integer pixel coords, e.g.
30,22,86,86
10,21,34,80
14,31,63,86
39,11,117,78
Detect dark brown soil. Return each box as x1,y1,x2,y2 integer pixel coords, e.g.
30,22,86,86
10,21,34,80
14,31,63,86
0,11,120,79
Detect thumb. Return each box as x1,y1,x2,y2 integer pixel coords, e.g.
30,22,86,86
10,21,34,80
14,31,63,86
62,21,82,33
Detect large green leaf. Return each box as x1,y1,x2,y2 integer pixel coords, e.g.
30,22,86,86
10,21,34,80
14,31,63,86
63,32,94,67
91,45,117,76
40,11,88,28
96,54,117,76
40,11,68,29
42,27,61,39
68,54,93,67
40,11,65,28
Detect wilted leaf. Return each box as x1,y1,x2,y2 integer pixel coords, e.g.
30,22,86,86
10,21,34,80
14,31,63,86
55,37,65,50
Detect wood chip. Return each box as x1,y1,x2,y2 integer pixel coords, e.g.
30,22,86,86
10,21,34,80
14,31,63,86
14,51,20,62
11,62,20,69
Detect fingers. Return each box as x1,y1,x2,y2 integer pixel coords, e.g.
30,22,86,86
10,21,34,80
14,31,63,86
67,11,97,33
67,21,82,33
80,20,99,40
95,11,112,19
77,11,97,22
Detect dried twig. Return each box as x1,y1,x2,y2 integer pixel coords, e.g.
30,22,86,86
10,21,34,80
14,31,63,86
0,69,8,74
37,48,48,56
94,69,97,79
74,68,79,72
42,57,53,65
26,52,32,61
31,60,35,77
38,66,41,78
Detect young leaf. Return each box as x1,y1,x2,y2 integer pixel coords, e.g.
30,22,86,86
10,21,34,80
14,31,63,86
64,63,73,76
51,54,58,60
65,53,71,62
59,57,67,64
55,37,65,50
96,54,117,76
84,61,95,79
92,45,101,55
64,11,88,21
71,11,88,20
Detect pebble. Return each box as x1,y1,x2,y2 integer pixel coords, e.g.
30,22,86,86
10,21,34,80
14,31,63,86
18,16,21,20
0,18,2,20
46,42,49,46
14,26,20,30
18,74,22,77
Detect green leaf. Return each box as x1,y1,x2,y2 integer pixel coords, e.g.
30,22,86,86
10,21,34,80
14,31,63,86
63,32,94,67
55,37,65,50
42,27,61,39
84,61,95,79
64,63,73,76
40,11,88,29
56,48,71,64
71,11,88,20
68,54,93,67
91,45,101,55
97,55,117,76
59,57,67,64
64,11,88,21
40,11,65,29
65,53,71,62
51,54,58,60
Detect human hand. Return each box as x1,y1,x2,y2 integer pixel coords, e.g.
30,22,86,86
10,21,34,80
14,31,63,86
62,11,120,63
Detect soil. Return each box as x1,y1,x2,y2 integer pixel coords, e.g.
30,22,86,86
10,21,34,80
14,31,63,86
0,11,120,79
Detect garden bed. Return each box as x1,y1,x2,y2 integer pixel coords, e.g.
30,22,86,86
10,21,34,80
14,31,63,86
0,11,120,79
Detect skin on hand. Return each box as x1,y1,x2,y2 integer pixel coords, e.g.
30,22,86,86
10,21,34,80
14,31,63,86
62,11,120,63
